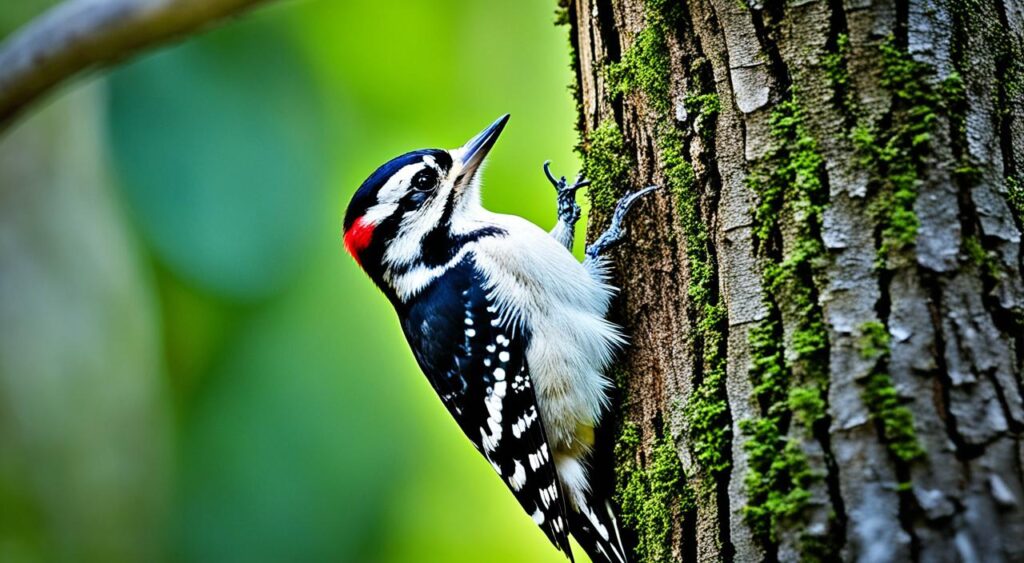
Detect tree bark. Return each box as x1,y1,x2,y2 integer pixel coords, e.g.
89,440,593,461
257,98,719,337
564,0,1024,560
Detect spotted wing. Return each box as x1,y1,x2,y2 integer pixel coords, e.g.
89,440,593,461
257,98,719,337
400,255,572,558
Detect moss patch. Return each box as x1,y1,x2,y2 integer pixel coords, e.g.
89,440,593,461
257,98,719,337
854,38,964,262
740,417,818,543
822,33,859,125
579,118,633,213
601,0,733,553
857,321,890,360
740,318,820,545
840,39,960,465
962,236,1000,277
604,0,731,482
615,422,694,563
661,128,731,475
856,322,924,462
751,100,830,391
751,99,829,248
553,0,570,26
683,93,721,139
625,1,733,481
605,0,678,115
863,374,924,462
788,386,826,428
743,97,832,551
822,33,850,91
1007,175,1024,224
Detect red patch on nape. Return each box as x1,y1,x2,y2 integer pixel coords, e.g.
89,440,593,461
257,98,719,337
343,217,375,266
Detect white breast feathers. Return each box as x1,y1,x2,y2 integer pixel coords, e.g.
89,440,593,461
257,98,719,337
470,212,625,450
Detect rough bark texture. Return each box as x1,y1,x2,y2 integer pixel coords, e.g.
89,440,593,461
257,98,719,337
563,0,1024,560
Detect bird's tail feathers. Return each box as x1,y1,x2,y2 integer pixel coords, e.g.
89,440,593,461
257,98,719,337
568,496,629,563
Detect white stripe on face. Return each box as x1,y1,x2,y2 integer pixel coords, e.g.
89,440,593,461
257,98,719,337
360,156,449,233
358,151,485,284
386,199,445,267
359,162,421,227
373,163,421,207
384,166,457,269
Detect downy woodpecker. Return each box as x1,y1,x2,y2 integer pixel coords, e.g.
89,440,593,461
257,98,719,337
343,115,655,563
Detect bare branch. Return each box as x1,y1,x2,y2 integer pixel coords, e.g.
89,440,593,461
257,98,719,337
0,0,274,130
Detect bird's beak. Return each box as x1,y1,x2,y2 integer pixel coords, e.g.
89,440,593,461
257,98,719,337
457,114,509,184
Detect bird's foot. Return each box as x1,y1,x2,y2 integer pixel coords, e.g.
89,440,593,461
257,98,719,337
585,185,660,260
544,160,589,227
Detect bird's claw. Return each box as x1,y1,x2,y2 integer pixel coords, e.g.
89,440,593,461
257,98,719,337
586,185,660,260
544,160,589,226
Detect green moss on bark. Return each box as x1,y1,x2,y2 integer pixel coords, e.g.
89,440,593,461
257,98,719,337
638,2,731,480
863,373,924,463
857,322,924,462
553,0,570,26
615,422,693,563
661,128,731,475
741,418,818,544
605,0,679,115
743,97,832,552
788,386,826,428
822,33,850,91
857,321,890,360
751,99,829,249
822,33,858,120
579,118,633,214
751,100,830,391
604,0,731,481
683,93,720,139
1008,175,1024,224
598,2,734,554
854,38,965,262
741,318,821,545
963,236,1000,277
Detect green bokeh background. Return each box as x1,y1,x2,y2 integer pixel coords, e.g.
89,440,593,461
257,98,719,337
0,2,586,561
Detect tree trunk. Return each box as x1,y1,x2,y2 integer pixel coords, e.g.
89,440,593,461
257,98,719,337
562,0,1024,560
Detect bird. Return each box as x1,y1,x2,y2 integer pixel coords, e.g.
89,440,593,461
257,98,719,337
342,114,656,562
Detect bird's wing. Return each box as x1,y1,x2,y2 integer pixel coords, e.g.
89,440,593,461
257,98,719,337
401,255,573,559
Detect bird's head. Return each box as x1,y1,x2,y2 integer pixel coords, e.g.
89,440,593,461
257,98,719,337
343,114,509,295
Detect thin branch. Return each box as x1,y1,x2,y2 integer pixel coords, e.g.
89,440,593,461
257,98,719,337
0,0,274,130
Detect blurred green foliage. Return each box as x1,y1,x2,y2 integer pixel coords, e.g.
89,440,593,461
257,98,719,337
0,1,582,561
109,19,328,299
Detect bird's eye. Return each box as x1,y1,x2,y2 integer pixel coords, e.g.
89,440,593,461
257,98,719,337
412,169,438,192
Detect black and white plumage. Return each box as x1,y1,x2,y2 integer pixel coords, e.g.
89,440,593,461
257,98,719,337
402,258,572,553
343,115,654,563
